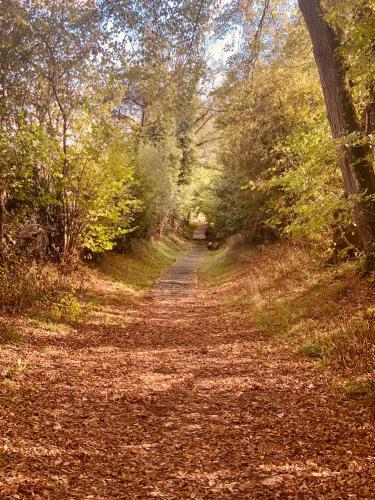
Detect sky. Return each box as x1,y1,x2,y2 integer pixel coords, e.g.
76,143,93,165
205,28,242,88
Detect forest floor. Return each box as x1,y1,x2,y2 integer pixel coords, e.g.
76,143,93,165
0,238,375,498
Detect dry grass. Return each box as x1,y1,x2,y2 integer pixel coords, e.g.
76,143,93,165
0,259,70,315
199,240,375,400
95,236,188,293
0,236,189,349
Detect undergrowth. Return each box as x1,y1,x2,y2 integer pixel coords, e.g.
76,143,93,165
0,323,24,346
0,259,69,316
199,239,375,401
0,236,189,342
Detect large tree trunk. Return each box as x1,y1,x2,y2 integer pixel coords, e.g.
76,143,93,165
0,178,5,261
298,0,375,268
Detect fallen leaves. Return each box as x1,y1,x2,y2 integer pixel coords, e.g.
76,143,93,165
261,475,284,486
0,245,374,498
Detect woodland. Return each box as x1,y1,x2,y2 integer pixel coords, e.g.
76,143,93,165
1,0,375,270
0,0,375,498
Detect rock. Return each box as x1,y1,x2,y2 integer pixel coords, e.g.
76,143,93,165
207,241,220,250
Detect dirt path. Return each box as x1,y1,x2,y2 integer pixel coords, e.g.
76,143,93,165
150,242,207,299
1,242,374,498
192,224,208,241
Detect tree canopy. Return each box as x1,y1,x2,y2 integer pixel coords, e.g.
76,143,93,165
0,0,374,265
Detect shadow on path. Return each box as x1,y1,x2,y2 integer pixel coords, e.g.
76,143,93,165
0,232,374,498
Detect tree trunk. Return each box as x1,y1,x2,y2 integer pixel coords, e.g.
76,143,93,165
362,87,375,135
298,0,375,268
0,178,5,261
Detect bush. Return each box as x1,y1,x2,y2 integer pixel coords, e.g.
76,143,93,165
50,292,86,324
0,257,69,316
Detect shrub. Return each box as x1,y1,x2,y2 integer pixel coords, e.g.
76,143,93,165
50,292,86,324
0,257,67,315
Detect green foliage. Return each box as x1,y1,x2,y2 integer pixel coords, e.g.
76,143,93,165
73,115,139,253
327,0,375,107
133,141,181,237
50,292,86,325
263,122,349,242
0,0,209,265
203,12,359,253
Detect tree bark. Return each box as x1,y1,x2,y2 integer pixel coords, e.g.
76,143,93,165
298,0,375,268
362,87,375,135
0,178,5,261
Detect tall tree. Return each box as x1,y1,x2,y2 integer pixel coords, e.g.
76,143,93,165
298,0,375,268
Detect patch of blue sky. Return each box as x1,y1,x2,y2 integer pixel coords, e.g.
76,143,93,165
205,27,242,88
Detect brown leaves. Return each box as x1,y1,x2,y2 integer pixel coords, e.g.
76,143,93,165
0,246,374,497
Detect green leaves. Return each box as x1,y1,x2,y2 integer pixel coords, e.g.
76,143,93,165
204,8,353,248
327,0,375,96
0,0,212,260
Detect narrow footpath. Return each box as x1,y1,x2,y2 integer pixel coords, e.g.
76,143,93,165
150,223,208,299
0,228,374,498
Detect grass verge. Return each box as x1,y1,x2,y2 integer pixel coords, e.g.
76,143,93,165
0,236,189,363
199,239,375,402
94,236,189,293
